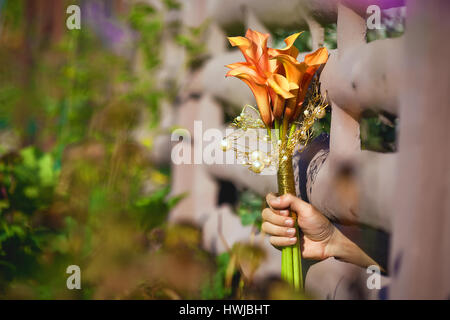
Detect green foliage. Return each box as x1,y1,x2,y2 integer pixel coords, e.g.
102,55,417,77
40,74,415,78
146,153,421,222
134,186,186,231
0,1,183,298
126,2,166,128
0,218,40,284
128,3,163,70
360,113,397,152
0,148,60,288
1,147,58,215
324,24,337,49
163,0,182,10
175,22,208,69
237,190,263,230
201,252,232,299
311,108,331,139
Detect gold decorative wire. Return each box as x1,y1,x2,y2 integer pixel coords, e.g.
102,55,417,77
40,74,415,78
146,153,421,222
221,79,328,174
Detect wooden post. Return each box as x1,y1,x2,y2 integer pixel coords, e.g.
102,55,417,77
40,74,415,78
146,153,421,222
389,0,450,299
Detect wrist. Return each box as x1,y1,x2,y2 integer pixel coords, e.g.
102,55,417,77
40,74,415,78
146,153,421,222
323,226,350,260
324,226,380,269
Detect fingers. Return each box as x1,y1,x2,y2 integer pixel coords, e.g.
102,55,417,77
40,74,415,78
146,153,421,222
262,221,296,237
266,193,311,215
263,193,309,249
269,236,297,247
265,193,280,209
262,208,294,227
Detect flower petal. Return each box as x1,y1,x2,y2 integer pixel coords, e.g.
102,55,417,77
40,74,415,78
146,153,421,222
225,65,266,85
304,47,329,66
269,87,285,119
245,29,269,53
228,36,259,67
228,36,251,48
269,32,302,59
291,49,328,120
225,62,251,69
267,74,294,99
230,73,272,126
271,54,307,85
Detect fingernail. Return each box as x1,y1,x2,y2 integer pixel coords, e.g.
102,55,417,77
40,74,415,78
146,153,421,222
280,210,289,216
284,219,293,226
286,228,295,236
289,237,297,244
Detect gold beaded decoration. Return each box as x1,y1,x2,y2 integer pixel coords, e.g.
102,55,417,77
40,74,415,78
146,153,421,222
221,79,328,174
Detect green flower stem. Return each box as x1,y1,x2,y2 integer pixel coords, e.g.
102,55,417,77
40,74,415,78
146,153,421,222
274,119,280,142
278,151,303,291
285,246,293,285
292,242,302,290
281,118,289,143
266,127,272,141
289,123,296,138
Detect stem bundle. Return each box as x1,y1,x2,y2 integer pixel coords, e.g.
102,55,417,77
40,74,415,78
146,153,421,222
277,153,303,290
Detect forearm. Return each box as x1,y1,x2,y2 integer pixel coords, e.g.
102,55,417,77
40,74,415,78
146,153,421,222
326,227,380,270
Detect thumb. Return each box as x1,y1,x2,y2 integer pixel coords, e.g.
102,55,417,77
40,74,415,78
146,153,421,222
267,193,311,215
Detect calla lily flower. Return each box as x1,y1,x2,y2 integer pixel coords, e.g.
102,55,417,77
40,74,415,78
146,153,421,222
293,47,329,119
226,29,328,126
227,68,273,126
267,74,298,118
271,47,328,121
227,29,274,126
228,29,272,78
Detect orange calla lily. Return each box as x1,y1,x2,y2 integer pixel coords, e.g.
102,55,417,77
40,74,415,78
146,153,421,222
270,54,307,121
271,47,328,121
228,29,271,78
226,29,328,126
225,62,272,125
236,76,272,126
293,47,329,119
267,74,297,118
227,29,274,126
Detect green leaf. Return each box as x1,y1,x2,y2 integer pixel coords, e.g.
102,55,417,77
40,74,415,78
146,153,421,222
20,147,37,169
24,186,39,199
167,192,187,210
237,191,263,229
201,252,232,299
38,154,55,186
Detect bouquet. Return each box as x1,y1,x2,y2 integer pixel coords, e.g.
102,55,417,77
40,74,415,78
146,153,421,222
222,29,329,290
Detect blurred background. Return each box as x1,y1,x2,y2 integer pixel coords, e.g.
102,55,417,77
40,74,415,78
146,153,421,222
2,0,442,300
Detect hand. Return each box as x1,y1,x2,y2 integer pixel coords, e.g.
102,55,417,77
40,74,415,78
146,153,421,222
262,193,336,260
262,193,380,269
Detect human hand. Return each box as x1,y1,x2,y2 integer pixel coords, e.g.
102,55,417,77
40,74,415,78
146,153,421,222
261,193,337,260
